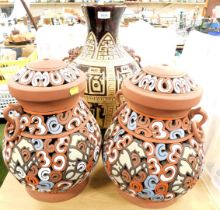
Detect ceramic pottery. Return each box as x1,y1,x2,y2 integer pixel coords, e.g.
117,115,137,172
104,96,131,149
2,59,102,202
72,4,141,130
102,64,207,208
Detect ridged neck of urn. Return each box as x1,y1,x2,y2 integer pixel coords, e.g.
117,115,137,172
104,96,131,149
82,4,125,43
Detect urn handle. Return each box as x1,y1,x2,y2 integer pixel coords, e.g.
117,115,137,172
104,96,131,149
115,89,123,105
3,104,22,142
113,90,126,119
189,107,208,143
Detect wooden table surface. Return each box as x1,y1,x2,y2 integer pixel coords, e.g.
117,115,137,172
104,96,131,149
0,160,218,210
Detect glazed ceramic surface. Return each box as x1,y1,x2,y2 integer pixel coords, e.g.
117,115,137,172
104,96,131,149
72,4,140,130
102,64,207,208
2,59,102,202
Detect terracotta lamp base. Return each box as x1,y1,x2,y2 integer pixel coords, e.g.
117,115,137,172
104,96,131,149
118,190,176,209
26,177,89,202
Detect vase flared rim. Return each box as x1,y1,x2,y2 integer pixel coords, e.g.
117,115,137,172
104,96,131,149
81,3,126,8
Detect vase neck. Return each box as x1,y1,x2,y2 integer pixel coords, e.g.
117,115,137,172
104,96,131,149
82,5,125,43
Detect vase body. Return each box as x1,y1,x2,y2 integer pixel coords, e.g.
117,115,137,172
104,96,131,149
102,64,207,208
72,4,140,130
2,59,101,202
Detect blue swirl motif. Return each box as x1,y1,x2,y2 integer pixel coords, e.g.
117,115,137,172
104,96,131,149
32,138,43,150
144,175,159,190
138,189,155,199
170,129,185,140
87,122,94,133
155,143,168,161
151,194,165,202
37,181,54,192
79,100,85,109
127,112,137,131
46,116,63,134
102,152,107,162
138,175,159,199
113,129,125,142
93,146,100,162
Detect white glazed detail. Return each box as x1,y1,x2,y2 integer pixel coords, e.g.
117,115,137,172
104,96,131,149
130,71,198,94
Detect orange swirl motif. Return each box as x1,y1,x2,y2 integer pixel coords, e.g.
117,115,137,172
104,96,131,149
135,127,152,138
181,117,190,130
77,141,87,153
29,164,38,176
86,160,94,172
121,170,131,183
116,134,132,150
133,171,147,182
137,115,151,127
21,148,31,162
79,127,89,137
49,171,63,183
165,119,182,131
44,138,55,153
25,175,39,186
131,152,141,167
129,180,143,193
155,182,168,195
57,110,72,125
183,177,196,189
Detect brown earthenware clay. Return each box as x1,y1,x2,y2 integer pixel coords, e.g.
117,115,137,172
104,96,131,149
71,4,140,130
102,64,207,208
2,59,102,202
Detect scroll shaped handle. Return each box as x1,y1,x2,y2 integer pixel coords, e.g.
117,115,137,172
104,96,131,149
189,107,208,143
113,90,126,119
115,89,123,105
3,104,22,142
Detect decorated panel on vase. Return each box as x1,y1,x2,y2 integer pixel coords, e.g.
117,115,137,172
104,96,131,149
72,4,141,130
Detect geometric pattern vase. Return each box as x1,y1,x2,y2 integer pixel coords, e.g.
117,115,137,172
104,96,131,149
72,4,141,130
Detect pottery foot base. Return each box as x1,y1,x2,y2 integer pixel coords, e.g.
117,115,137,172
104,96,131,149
26,177,89,202
118,189,176,209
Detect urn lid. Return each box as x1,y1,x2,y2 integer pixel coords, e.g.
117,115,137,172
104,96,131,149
122,64,202,113
12,59,83,87
8,59,86,114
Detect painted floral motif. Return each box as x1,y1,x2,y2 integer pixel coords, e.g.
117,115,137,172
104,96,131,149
103,105,204,202
130,70,198,94
13,63,81,87
3,100,102,193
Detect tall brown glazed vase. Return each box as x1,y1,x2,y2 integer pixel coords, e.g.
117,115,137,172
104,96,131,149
72,4,141,130
103,64,208,208
2,59,102,202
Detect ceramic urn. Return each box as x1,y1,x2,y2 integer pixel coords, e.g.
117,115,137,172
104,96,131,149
2,59,102,202
102,64,207,208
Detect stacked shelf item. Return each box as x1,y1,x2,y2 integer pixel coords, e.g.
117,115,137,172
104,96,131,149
0,49,37,118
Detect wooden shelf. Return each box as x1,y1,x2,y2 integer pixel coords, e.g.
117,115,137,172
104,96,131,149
0,1,206,7
0,2,81,6
125,1,206,5
31,2,82,5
